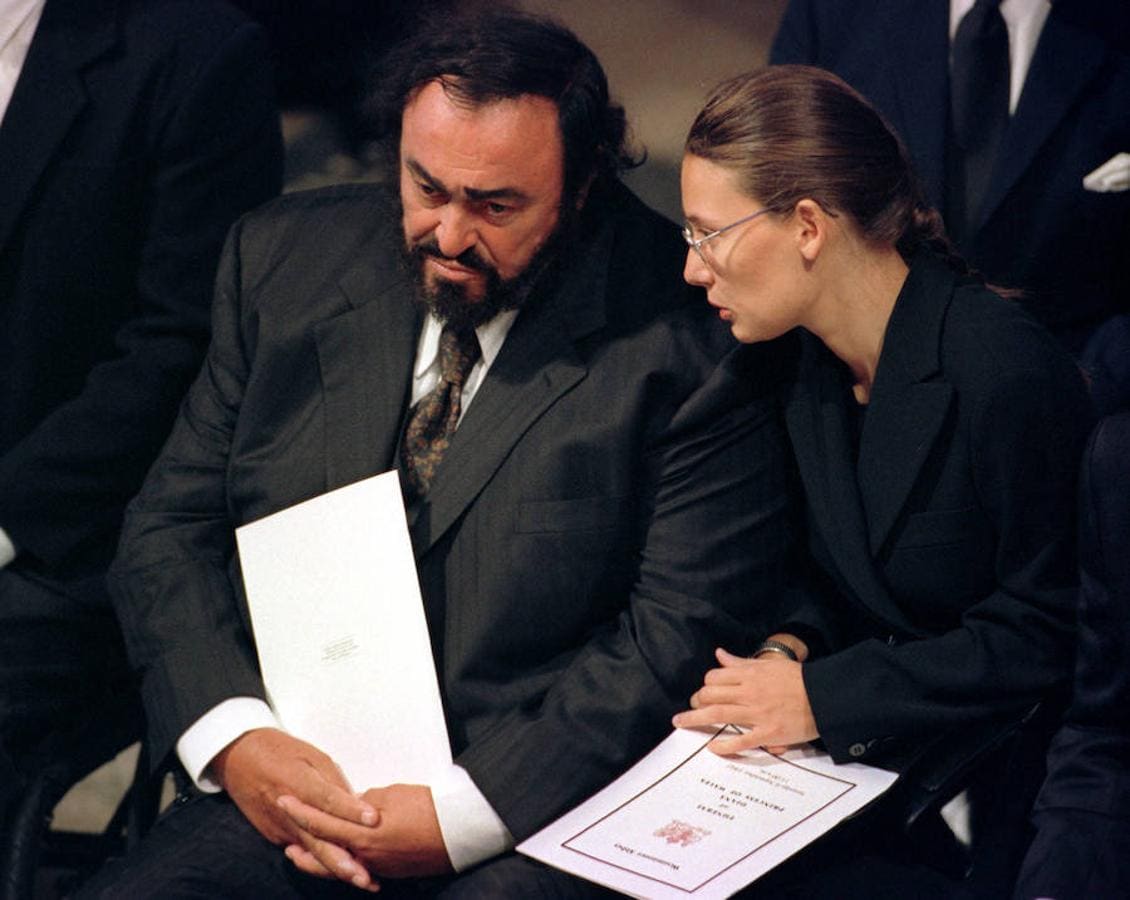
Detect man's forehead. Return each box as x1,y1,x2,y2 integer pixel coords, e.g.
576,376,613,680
400,81,564,195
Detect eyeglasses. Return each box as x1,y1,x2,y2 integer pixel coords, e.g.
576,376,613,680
682,207,771,266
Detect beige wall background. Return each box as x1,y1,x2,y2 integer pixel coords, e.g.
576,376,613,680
516,0,790,219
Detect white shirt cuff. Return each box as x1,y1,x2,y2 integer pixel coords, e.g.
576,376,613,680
175,700,511,871
0,527,16,568
431,764,513,871
176,697,280,792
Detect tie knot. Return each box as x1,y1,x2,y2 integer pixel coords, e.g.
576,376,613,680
438,323,481,385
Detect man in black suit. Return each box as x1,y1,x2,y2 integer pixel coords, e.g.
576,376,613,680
0,0,281,827
87,11,791,896
771,0,1130,362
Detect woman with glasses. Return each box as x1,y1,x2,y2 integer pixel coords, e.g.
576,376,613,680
672,65,1090,890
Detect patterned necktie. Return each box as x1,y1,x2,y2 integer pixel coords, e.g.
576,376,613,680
949,0,1010,239
401,323,482,501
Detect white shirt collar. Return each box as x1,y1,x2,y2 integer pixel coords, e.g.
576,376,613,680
0,0,42,49
413,309,520,381
0,0,44,127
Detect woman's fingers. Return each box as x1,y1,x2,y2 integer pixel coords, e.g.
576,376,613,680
673,704,755,729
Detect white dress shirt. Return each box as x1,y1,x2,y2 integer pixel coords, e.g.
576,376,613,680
950,0,1053,114
178,309,520,871
0,0,42,126
0,0,44,569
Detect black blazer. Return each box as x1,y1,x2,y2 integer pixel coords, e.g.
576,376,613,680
109,181,794,839
771,0,1130,350
1014,411,1130,900
782,253,1090,764
0,0,282,585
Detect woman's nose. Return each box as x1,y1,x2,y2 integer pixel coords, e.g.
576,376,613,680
683,248,713,287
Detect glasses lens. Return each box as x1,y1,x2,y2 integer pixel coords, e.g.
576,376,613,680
682,224,708,263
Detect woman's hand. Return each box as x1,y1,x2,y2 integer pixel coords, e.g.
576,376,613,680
672,647,819,754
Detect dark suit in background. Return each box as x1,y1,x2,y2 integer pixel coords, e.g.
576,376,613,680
93,180,792,893
1014,410,1130,900
0,0,281,812
771,0,1130,358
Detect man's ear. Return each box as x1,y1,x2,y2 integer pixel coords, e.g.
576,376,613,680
794,199,826,262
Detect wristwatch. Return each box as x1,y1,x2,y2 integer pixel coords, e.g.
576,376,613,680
753,639,798,662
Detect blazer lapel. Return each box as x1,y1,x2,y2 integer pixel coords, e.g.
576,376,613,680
974,3,1107,235
857,255,955,556
786,334,922,636
314,262,420,491
786,334,926,637
409,227,611,557
0,0,117,255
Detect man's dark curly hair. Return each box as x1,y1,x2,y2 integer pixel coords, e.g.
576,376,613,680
364,9,642,203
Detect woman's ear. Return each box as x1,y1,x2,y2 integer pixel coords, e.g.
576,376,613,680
794,198,826,262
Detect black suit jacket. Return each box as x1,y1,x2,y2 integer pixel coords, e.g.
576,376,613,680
0,0,282,585
1014,410,1130,899
771,0,1130,350
781,253,1089,764
109,181,793,839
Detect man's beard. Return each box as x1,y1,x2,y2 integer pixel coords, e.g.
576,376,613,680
400,213,574,332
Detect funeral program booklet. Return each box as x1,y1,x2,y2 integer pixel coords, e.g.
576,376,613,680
519,727,898,899
235,470,451,791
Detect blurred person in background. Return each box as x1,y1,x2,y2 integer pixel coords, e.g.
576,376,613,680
772,0,1130,413
0,0,281,843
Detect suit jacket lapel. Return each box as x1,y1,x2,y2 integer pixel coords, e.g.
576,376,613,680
857,255,955,556
314,259,420,491
786,334,921,635
409,225,611,557
0,0,117,255
974,3,1107,234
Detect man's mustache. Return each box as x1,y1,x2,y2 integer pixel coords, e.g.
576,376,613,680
414,238,492,273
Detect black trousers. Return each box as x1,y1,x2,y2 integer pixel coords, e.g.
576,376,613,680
76,793,615,899
0,565,137,822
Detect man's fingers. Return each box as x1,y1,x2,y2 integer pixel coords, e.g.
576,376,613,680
284,844,382,893
290,766,378,827
289,821,375,890
284,844,334,878
278,795,376,846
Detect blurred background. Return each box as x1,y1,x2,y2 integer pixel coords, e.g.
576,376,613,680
236,0,790,214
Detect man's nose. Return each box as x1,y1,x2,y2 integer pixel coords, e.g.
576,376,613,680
434,205,478,259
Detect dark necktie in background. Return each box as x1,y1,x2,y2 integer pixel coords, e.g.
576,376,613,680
948,0,1010,242
401,323,482,501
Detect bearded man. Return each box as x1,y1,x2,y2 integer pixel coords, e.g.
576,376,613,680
87,11,792,897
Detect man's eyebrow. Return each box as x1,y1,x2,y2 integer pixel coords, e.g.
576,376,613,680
464,185,530,204
405,158,530,204
406,159,446,193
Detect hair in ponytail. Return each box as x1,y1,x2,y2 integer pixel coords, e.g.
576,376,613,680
686,65,975,277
